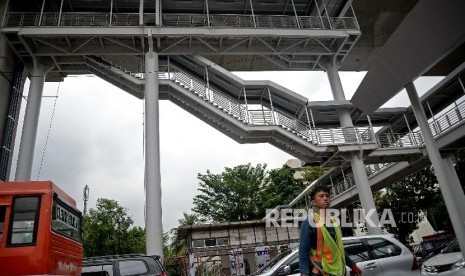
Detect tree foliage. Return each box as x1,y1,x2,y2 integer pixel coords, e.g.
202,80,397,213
83,198,145,257
426,153,465,231
192,163,307,223
261,165,305,209
192,163,267,222
302,166,327,183
168,212,205,257
375,166,439,244
164,213,204,276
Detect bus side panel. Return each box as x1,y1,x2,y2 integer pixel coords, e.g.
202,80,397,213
0,247,49,275
49,232,83,275
0,193,49,276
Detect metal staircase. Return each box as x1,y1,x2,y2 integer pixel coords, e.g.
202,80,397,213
84,54,392,164
85,54,465,208
85,53,460,157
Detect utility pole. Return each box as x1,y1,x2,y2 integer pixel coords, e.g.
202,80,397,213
83,185,89,216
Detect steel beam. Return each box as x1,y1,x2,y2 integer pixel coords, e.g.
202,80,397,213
16,27,355,37
144,45,163,257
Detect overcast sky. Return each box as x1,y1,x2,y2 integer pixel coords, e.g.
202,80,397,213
10,70,442,232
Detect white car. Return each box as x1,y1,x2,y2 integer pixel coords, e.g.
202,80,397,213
255,234,420,276
421,239,465,275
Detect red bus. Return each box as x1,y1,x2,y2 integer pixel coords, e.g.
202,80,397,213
0,181,83,275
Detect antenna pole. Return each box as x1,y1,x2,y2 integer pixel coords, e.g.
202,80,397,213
83,185,89,216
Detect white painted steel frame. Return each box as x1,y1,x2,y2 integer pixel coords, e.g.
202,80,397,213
144,43,163,256
326,61,382,235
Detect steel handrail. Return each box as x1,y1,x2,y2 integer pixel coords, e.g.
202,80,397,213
325,100,465,197
167,64,377,146
88,56,464,152
3,12,359,31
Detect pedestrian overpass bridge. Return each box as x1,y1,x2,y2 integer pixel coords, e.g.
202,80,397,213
1,0,464,256
84,54,465,208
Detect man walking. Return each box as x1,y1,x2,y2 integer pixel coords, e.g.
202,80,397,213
299,185,362,276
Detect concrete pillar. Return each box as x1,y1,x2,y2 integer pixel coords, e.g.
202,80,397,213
144,48,163,257
15,64,47,181
326,61,382,234
406,82,465,257
443,158,465,215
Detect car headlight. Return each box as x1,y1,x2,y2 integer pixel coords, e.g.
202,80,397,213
421,264,437,273
451,258,465,271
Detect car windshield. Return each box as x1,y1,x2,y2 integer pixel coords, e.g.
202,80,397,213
255,249,294,274
442,239,459,253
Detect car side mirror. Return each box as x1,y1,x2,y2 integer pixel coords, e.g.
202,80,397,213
278,265,291,276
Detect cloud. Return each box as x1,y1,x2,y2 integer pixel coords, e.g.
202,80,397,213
11,74,295,231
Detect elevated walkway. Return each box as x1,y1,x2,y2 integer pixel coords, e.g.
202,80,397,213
1,8,360,71
87,54,435,164
85,54,465,171
288,68,465,209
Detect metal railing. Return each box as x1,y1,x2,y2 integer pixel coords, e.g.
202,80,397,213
93,54,464,153
167,64,375,146
93,56,377,147
89,55,465,203
429,100,465,137
314,127,375,145
376,131,424,148
376,100,465,149
3,12,360,31
326,99,465,197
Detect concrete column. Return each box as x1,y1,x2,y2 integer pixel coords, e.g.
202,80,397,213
155,0,161,26
443,157,465,216
406,82,465,257
327,62,353,127
144,49,163,257
326,61,382,234
139,0,144,26
15,64,47,181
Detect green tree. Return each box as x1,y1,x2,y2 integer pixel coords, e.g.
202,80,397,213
165,213,204,276
163,231,172,258
425,153,465,231
261,165,305,209
127,226,146,254
82,198,145,256
192,163,267,222
377,155,465,240
375,166,439,244
178,212,204,226
170,212,204,257
302,166,327,183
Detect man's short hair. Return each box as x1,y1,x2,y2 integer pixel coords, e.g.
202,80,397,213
310,185,331,200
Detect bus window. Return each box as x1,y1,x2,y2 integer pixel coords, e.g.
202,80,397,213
0,205,6,243
52,197,82,242
8,196,41,246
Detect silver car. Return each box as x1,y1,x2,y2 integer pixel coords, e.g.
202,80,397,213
421,239,465,275
255,234,420,276
343,234,420,276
